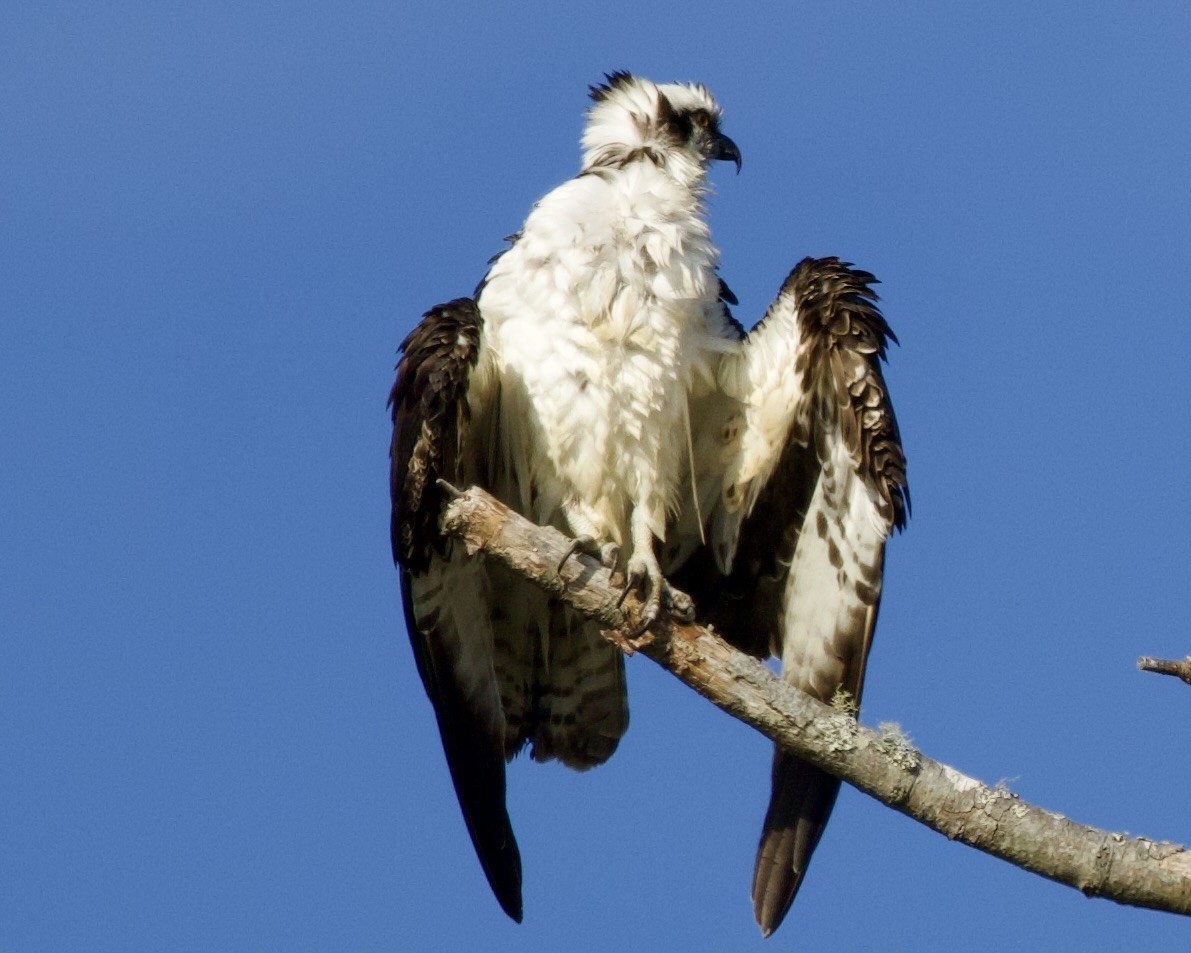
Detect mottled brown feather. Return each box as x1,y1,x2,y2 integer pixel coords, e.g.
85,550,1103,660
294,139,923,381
676,257,907,936
753,259,906,936
786,257,908,532
389,298,484,573
389,299,524,921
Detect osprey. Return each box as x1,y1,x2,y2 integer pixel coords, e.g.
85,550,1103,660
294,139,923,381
389,73,908,937
390,72,742,922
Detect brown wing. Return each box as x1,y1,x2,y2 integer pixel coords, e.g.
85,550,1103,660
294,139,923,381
389,298,523,922
679,258,907,936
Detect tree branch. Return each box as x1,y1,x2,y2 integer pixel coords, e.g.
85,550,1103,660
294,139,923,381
1138,655,1191,687
440,485,1191,917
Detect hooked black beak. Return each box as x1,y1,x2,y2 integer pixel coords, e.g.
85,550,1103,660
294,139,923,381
713,133,742,174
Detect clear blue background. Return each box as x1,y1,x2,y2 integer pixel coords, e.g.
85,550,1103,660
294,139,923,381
3,2,1189,950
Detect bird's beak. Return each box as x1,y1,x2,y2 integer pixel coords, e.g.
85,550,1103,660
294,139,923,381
713,133,742,174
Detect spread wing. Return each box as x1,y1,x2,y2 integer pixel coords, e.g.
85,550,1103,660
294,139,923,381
388,298,523,922
677,257,908,936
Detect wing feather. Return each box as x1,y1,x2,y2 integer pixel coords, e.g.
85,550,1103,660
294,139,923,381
683,258,907,936
389,299,523,922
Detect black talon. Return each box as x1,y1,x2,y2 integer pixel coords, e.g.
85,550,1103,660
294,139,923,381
558,534,610,574
557,538,586,574
617,565,644,609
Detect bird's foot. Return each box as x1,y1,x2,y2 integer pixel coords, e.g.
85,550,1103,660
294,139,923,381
615,552,696,641
665,584,696,624
557,535,620,574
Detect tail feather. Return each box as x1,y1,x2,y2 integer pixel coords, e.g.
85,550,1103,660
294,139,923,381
531,607,627,768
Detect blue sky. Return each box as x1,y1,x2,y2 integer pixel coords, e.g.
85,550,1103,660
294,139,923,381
4,1,1190,950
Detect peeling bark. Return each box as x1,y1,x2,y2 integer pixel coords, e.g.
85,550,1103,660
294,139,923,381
439,485,1191,917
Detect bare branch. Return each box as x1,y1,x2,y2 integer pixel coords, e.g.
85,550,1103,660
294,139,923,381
440,485,1191,917
1138,656,1191,687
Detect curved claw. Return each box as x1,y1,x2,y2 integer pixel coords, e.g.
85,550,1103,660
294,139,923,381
560,535,621,575
624,613,655,644
557,536,592,574
615,575,697,647
617,562,646,608
639,586,662,629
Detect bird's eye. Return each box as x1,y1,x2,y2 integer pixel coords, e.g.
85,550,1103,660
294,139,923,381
691,109,712,129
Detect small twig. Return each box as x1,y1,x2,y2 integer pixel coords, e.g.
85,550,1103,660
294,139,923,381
439,485,1191,918
1138,655,1191,686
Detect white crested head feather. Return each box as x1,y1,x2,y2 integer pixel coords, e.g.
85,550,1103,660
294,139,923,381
580,72,731,178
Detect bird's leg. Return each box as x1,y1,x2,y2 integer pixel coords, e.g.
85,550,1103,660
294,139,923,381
617,508,696,634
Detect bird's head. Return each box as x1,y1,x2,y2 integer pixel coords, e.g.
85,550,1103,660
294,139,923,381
581,72,741,179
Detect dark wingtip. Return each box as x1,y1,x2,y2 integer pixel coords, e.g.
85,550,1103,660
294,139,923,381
400,576,524,928
480,827,523,923
752,849,801,938
469,804,524,925
496,884,524,923
750,751,843,937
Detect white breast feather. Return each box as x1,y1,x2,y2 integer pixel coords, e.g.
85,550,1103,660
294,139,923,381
477,155,726,549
